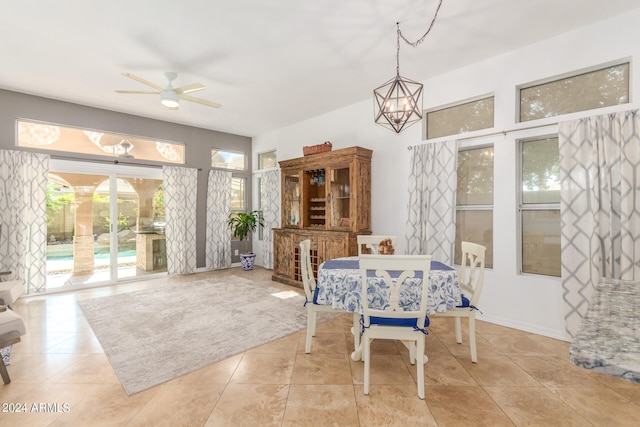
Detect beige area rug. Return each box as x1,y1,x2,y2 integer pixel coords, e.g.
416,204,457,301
78,275,339,395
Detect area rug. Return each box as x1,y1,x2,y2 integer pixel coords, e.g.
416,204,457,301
569,278,640,383
78,276,339,395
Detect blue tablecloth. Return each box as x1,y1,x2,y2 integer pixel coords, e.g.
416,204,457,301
315,257,461,314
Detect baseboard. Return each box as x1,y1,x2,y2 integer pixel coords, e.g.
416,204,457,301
478,313,572,342
195,263,241,273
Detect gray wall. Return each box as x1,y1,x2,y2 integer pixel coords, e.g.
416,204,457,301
0,89,252,268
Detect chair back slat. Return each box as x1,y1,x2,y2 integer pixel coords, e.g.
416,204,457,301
360,254,432,326
299,239,315,301
459,242,486,306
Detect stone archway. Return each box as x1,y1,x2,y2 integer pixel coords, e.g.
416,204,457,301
51,173,106,276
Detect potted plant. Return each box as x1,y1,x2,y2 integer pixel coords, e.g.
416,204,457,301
227,210,264,270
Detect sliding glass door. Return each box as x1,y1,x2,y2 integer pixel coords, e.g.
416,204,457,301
46,160,166,291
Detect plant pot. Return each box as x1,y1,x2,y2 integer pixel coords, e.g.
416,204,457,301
240,253,256,271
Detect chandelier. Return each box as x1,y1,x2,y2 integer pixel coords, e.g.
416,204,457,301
374,0,443,133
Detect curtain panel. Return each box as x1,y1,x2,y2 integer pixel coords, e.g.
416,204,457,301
405,140,457,264
559,109,640,336
205,170,232,270
259,169,280,269
162,166,198,275
0,150,49,294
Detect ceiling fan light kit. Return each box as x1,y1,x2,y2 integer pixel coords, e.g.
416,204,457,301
374,0,443,134
160,90,180,108
116,71,221,110
118,140,134,158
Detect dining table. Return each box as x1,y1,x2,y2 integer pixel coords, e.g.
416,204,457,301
315,256,461,361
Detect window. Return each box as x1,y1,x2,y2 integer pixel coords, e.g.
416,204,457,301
230,177,245,211
519,62,629,122
17,120,185,164
519,137,561,276
211,149,246,170
426,96,494,139
229,176,246,241
456,147,494,268
256,177,264,240
258,150,277,169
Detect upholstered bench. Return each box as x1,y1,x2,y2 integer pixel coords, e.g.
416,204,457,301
0,280,24,308
0,307,26,384
0,279,25,384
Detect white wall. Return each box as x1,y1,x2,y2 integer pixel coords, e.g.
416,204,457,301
252,9,640,341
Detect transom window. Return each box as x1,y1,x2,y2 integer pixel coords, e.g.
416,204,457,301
211,149,246,171
17,120,185,164
426,96,494,139
519,62,629,122
258,150,277,170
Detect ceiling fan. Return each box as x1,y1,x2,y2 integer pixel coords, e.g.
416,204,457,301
115,72,221,110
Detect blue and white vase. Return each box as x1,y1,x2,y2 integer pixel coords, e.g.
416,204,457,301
240,253,256,271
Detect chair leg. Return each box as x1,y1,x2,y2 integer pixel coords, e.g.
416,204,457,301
310,309,318,337
363,334,371,395
416,336,425,399
408,341,416,365
0,359,10,384
305,307,316,354
468,314,477,363
1,334,21,384
352,313,361,358
454,317,463,344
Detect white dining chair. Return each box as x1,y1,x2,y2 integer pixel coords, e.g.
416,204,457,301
357,235,397,256
433,241,486,363
299,239,351,353
359,254,432,399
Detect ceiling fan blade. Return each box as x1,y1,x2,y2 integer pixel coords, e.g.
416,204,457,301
115,90,160,94
180,94,222,109
173,83,205,95
122,72,163,90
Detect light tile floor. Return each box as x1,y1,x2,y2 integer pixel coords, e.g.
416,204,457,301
2,267,640,426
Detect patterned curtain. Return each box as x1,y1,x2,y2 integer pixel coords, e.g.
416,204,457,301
559,110,640,337
0,150,49,294
405,140,457,263
205,170,232,270
162,166,198,275
259,169,280,269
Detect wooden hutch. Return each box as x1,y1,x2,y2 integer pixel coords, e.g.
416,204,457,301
272,146,372,288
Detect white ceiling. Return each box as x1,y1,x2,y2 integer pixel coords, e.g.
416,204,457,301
1,0,638,137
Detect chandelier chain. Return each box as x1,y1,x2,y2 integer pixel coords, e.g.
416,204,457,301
395,0,443,75
377,0,442,133
398,0,443,47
